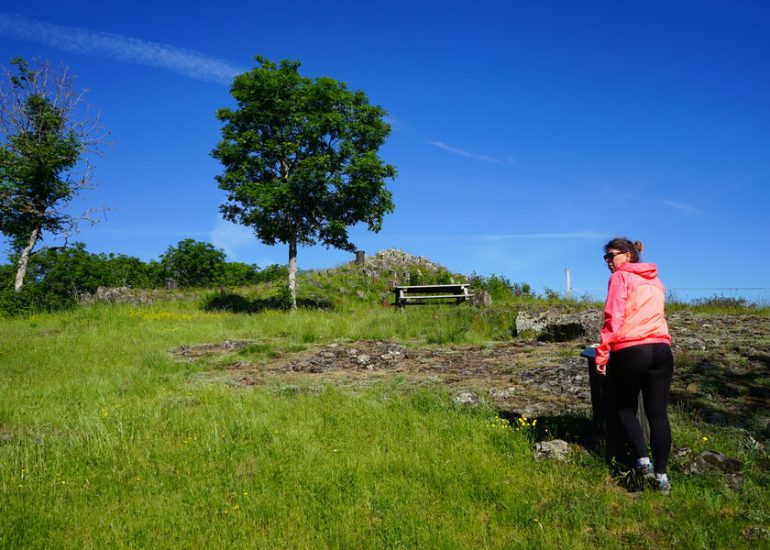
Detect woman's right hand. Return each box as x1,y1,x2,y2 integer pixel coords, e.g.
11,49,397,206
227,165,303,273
596,363,606,376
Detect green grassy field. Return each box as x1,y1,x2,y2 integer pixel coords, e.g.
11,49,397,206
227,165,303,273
1,297,769,548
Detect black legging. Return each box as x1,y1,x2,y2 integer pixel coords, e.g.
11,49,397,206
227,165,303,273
608,343,674,474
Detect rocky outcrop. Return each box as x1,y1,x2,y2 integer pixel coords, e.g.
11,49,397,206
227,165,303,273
284,342,409,373
683,449,744,490
515,309,603,342
361,249,444,273
683,449,742,475
79,286,189,305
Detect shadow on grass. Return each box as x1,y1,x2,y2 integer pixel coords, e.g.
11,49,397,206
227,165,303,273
671,354,770,437
499,411,595,448
500,410,644,491
201,291,333,313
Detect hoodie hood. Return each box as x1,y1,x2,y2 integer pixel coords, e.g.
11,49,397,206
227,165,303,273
617,262,658,279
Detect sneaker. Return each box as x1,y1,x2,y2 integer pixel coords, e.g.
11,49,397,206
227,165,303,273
655,477,671,496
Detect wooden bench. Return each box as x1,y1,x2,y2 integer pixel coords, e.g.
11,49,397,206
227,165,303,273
394,284,473,307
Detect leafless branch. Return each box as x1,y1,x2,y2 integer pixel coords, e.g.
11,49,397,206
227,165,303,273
0,57,109,149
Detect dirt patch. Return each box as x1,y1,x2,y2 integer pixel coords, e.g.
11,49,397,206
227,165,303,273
171,339,253,359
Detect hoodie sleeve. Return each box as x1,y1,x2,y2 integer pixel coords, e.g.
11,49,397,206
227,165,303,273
595,271,629,367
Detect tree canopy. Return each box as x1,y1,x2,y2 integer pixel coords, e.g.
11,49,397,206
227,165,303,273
212,56,396,308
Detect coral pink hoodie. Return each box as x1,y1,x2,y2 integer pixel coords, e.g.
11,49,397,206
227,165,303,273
595,262,671,367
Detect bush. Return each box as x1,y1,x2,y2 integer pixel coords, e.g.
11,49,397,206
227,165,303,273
542,287,561,301
693,295,748,309
1,245,99,313
468,273,532,302
218,262,261,286
160,239,226,287
0,286,32,316
275,285,294,310
100,253,158,288
254,264,289,284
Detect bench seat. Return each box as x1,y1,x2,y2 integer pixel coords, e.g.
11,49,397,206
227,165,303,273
394,284,473,307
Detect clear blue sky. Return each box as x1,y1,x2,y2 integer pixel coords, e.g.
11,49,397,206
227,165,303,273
2,1,769,301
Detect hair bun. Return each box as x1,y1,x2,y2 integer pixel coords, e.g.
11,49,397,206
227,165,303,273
633,241,644,253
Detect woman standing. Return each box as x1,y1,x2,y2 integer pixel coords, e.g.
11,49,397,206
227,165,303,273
595,238,673,494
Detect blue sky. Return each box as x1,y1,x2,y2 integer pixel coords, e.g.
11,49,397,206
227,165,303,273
1,1,769,301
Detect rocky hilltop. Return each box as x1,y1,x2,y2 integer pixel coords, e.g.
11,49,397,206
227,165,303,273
359,249,446,273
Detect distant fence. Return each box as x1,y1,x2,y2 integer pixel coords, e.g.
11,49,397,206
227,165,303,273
570,287,770,306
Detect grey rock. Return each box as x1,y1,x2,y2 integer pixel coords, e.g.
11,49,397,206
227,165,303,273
515,309,602,342
684,450,742,475
471,290,492,307
674,336,707,352
515,311,549,334
453,391,479,406
356,354,371,365
534,439,571,461
490,387,517,399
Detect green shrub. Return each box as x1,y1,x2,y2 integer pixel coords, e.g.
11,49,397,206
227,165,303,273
254,264,289,284
100,253,158,288
543,287,561,301
468,273,533,302
693,295,748,309
160,239,226,287
218,262,261,286
275,285,294,310
0,286,32,316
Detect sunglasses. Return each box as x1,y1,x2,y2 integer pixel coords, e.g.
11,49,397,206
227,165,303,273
603,251,627,261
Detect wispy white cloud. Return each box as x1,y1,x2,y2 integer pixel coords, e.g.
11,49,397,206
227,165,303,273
209,218,257,261
429,140,514,165
661,200,702,214
100,229,212,238
0,12,243,85
475,231,610,242
383,115,404,130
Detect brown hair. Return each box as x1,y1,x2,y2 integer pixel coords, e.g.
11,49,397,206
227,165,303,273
604,237,644,263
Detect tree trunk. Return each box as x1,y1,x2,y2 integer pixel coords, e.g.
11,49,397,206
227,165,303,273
15,225,40,292
288,236,298,311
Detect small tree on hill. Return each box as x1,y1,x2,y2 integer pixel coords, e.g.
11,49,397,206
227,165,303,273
0,58,105,291
212,56,396,309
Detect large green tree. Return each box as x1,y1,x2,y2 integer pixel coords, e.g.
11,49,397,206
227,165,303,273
212,56,396,309
0,58,104,291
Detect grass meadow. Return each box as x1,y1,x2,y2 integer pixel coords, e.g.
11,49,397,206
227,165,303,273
1,297,769,548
